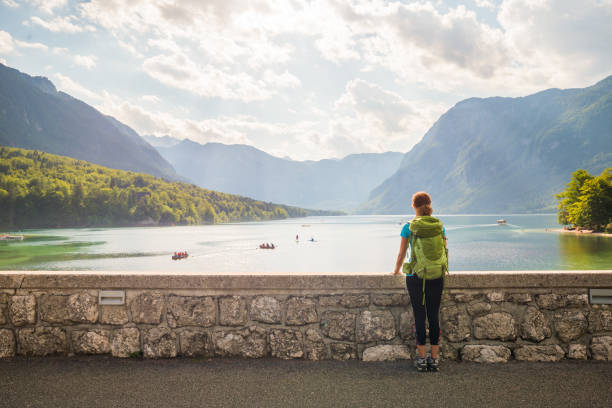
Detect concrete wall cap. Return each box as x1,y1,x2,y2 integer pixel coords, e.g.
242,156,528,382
0,270,611,290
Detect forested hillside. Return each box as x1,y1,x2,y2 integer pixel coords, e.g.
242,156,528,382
0,147,336,229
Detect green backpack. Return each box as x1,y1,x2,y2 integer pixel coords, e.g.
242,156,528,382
402,216,449,304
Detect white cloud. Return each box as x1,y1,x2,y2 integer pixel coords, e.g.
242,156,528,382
53,73,101,102
2,0,18,8
73,54,97,70
30,15,95,33
142,53,299,101
0,30,15,54
141,95,161,104
28,0,67,15
475,0,497,9
498,0,612,88
331,79,446,154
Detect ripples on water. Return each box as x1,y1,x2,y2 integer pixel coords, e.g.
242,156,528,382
1,215,611,272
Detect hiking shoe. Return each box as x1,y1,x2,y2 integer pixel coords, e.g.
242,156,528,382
427,356,440,372
415,357,428,372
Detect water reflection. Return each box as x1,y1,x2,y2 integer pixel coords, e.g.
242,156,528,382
558,234,612,270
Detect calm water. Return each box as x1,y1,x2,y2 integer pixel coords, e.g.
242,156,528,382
1,215,611,273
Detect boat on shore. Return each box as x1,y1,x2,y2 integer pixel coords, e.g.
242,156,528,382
497,219,507,225
0,234,24,241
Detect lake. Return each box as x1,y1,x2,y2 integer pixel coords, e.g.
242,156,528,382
1,215,611,273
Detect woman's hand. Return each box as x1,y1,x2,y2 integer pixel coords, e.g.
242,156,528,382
392,269,402,276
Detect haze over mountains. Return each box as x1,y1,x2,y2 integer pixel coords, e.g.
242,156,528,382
146,136,403,211
363,76,612,214
0,63,177,180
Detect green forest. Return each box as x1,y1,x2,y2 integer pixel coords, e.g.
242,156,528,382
557,168,612,232
0,146,338,229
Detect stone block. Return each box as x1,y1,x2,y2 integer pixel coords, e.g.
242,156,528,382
219,296,247,326
111,328,140,358
320,311,356,341
17,327,68,356
9,295,36,326
588,309,612,333
143,327,178,358
330,343,357,360
565,294,588,307
507,293,532,304
130,292,164,324
72,329,111,355
554,311,587,343
179,329,211,357
286,297,317,326
440,305,470,342
269,329,303,359
486,292,504,302
100,306,129,325
473,312,516,341
39,295,69,323
0,329,15,358
461,345,511,363
567,344,587,360
249,296,282,324
591,336,612,361
213,326,267,358
372,293,409,307
452,293,479,303
514,345,565,362
520,307,551,342
304,328,328,361
467,301,492,317
319,294,369,308
357,310,396,343
440,343,459,361
167,295,216,328
67,293,98,323
0,303,7,325
399,309,415,340
536,294,567,310
362,345,411,362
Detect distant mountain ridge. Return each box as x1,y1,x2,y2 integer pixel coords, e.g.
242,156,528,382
151,137,404,211
0,63,177,180
363,75,612,214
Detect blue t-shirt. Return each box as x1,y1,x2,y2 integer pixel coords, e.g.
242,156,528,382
401,222,446,276
400,223,446,239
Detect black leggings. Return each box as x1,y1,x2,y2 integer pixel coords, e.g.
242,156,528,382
406,275,444,346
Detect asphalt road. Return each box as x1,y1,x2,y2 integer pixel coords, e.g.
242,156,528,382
1,357,611,408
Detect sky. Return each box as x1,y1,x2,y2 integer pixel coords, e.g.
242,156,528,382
0,0,611,161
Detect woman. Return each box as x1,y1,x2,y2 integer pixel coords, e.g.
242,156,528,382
393,191,447,372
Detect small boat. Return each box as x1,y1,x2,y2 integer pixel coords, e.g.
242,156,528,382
259,243,275,249
172,252,189,260
0,234,24,241
497,219,507,225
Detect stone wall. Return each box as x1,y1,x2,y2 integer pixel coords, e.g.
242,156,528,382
0,271,611,362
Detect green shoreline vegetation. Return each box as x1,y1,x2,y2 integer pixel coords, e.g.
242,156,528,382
0,146,341,230
556,168,612,233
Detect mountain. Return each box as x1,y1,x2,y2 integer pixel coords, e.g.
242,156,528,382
363,76,612,214
0,63,177,180
155,140,404,211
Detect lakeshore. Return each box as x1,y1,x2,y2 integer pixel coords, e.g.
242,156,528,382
548,228,612,238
